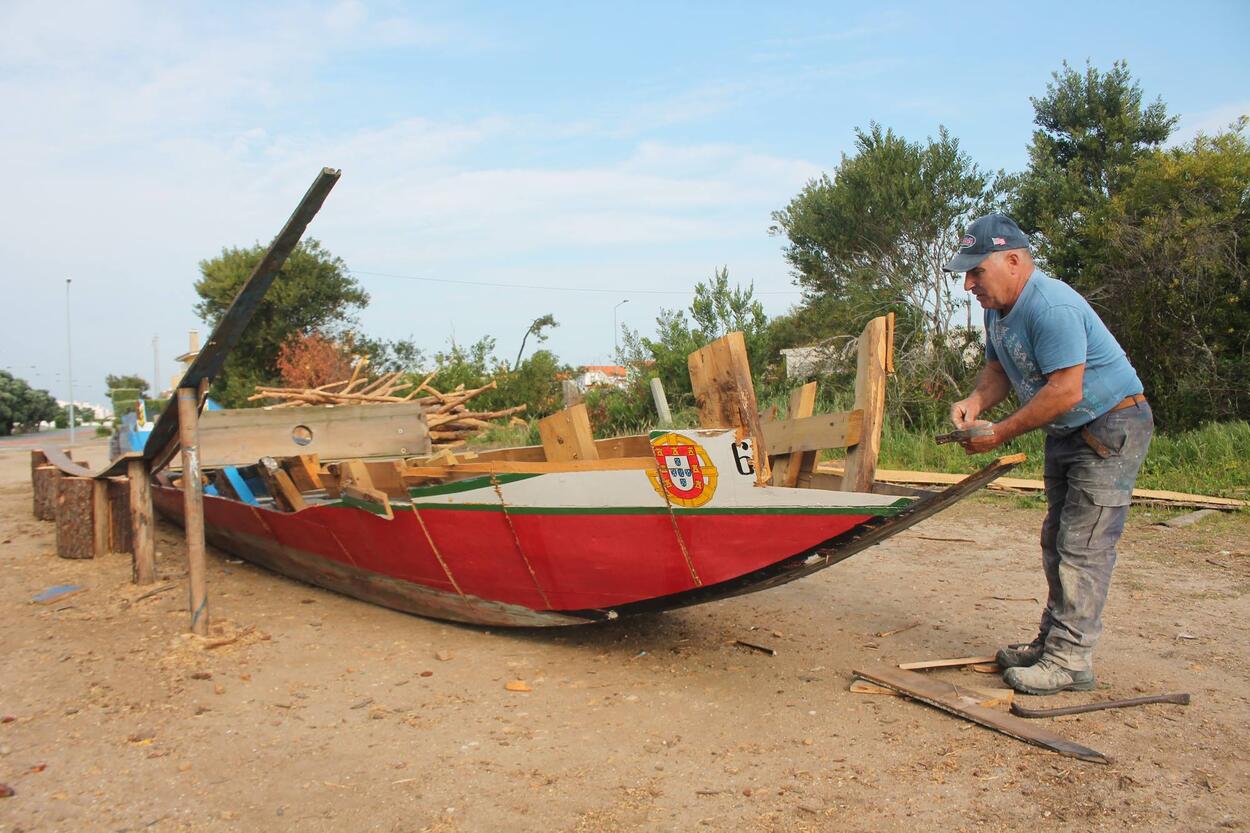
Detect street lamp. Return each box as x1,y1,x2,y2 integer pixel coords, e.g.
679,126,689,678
613,299,630,360
66,278,75,446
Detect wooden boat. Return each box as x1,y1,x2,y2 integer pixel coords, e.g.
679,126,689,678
146,425,1024,627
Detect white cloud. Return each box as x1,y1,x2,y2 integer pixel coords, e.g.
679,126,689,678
1172,101,1250,144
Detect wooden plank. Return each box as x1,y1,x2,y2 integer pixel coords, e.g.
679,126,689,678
55,476,96,559
364,459,409,499
128,459,156,584
173,402,431,468
403,457,658,480
91,479,110,557
687,331,770,485
258,457,308,512
842,315,890,492
814,463,1247,509
850,679,1013,707
178,388,209,635
284,454,324,492
538,403,599,462
764,410,863,457
107,477,133,554
898,655,998,671
772,381,818,487
338,459,376,492
853,665,1109,763
33,465,59,521
341,483,394,519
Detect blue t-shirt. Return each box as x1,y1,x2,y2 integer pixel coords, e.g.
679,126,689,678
985,270,1143,435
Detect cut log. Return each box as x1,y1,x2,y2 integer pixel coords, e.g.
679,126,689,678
55,476,96,559
33,465,59,521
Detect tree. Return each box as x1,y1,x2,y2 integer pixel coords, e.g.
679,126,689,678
1010,60,1177,287
1092,121,1250,428
194,239,369,406
275,332,356,390
0,371,60,435
106,374,148,396
514,314,558,370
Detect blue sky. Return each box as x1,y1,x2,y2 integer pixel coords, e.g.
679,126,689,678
3,1,1248,407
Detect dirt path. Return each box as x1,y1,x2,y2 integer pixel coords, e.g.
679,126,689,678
2,441,1247,832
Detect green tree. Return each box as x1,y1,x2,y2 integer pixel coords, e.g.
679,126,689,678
106,374,148,396
771,124,998,425
1093,121,1250,428
514,313,558,370
1010,60,1177,286
0,371,61,435
194,239,370,406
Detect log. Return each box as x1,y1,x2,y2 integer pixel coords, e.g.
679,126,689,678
55,476,96,559
107,477,133,554
33,465,59,521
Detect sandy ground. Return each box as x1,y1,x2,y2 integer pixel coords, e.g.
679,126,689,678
1,439,1247,833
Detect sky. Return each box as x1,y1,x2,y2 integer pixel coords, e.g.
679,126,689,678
2,1,1248,408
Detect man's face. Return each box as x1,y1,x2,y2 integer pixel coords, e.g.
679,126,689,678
963,251,1024,310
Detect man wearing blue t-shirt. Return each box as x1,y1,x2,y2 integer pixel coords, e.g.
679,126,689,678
943,213,1154,695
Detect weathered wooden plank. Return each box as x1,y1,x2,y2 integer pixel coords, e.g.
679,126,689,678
853,665,1109,764
898,655,997,671
179,388,209,635
128,459,156,584
55,476,95,559
843,315,890,492
403,457,658,480
687,331,769,485
178,402,430,468
538,403,599,462
107,477,133,554
764,409,863,457
772,381,818,487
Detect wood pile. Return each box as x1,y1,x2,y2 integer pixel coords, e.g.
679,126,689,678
250,364,528,450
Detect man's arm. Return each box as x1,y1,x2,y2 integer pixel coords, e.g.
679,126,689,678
961,363,1085,453
950,360,1012,428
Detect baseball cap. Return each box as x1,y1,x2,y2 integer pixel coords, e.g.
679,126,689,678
943,213,1030,273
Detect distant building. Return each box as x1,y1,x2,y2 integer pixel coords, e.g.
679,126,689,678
575,365,629,390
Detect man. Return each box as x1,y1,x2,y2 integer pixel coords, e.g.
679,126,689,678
943,213,1154,695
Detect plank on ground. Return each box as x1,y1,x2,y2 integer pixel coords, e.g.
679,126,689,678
853,665,1108,763
898,655,998,671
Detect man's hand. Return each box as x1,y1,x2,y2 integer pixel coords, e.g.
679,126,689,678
950,398,980,429
959,419,1003,455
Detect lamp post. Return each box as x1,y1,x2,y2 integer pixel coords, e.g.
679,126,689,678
613,299,630,360
66,278,75,445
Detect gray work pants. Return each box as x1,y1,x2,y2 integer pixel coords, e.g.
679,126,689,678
1037,401,1154,671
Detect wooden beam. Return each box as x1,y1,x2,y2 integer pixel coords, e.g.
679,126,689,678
764,409,863,457
842,315,890,492
284,453,324,492
853,665,1109,764
258,456,308,512
687,331,770,485
91,480,110,557
338,459,376,492
128,459,156,585
55,476,95,559
538,403,599,462
178,388,209,635
898,655,997,671
403,457,658,480
341,483,394,519
771,381,818,487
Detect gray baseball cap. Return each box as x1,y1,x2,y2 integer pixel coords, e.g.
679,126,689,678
943,213,1030,273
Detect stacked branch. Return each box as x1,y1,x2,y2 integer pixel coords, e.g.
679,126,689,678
251,367,528,449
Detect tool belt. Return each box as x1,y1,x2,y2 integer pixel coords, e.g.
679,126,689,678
1081,394,1147,457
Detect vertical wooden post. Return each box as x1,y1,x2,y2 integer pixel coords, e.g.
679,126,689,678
91,480,110,557
650,377,672,427
842,315,891,493
107,477,134,555
128,459,156,585
772,381,818,488
178,388,209,634
687,331,770,485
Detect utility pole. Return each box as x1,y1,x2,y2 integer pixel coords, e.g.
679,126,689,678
66,278,75,445
613,299,630,360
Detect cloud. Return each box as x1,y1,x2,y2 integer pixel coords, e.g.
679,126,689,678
1172,100,1250,144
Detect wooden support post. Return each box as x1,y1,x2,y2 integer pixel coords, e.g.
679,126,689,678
128,459,156,585
561,379,583,409
842,315,890,493
687,331,770,485
178,388,209,635
538,403,599,462
107,477,133,554
91,480,110,557
650,377,672,427
55,476,96,559
771,381,818,488
33,465,59,521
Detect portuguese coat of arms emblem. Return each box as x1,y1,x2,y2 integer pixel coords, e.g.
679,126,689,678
647,432,719,508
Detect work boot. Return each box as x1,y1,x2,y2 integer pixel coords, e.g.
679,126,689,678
1002,655,1095,695
995,639,1045,669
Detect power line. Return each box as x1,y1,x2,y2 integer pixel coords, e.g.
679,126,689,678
348,268,803,296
